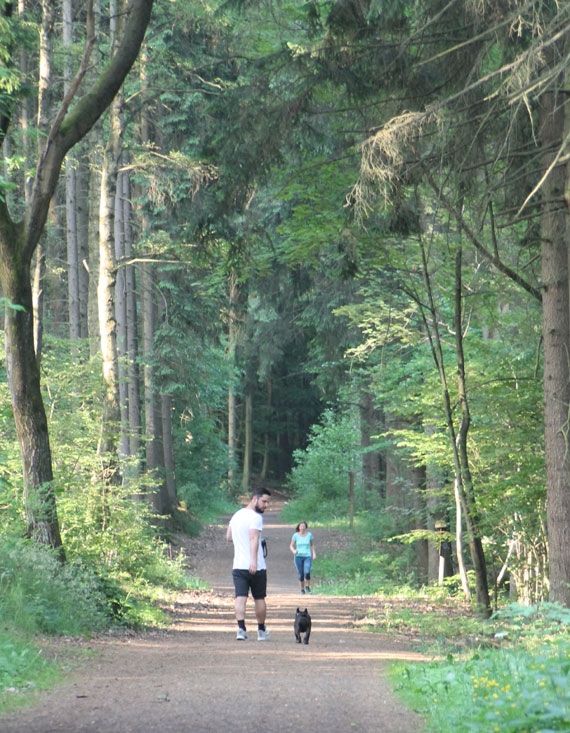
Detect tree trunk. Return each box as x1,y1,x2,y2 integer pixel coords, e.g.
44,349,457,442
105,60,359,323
161,393,177,507
411,463,429,582
141,260,170,513
63,0,81,343
360,388,384,494
97,99,122,473
138,51,169,514
32,244,46,361
260,379,271,480
66,158,80,340
76,152,90,339
454,246,491,616
115,164,130,461
122,166,142,462
227,271,240,487
2,246,64,555
541,88,570,606
242,389,253,491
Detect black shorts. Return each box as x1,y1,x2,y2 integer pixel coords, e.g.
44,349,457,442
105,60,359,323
232,569,267,600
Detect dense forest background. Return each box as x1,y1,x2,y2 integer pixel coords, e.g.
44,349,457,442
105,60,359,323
2,0,570,631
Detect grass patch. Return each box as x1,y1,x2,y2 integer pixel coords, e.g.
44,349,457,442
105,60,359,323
385,603,570,732
392,638,570,732
0,630,64,715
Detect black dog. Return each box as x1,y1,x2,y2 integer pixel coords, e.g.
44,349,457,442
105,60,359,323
294,607,311,644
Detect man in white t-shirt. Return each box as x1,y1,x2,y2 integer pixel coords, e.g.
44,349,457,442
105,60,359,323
226,488,271,641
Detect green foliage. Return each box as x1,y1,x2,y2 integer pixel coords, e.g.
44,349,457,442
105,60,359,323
0,537,108,636
0,629,60,704
491,603,570,645
284,407,362,520
316,547,391,594
313,530,423,595
391,602,570,732
395,640,570,732
0,334,206,632
58,479,189,593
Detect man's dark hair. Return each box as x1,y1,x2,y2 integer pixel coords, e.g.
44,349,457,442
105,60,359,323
252,487,271,498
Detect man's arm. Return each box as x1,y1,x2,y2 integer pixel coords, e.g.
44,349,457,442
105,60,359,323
249,528,260,573
226,523,232,542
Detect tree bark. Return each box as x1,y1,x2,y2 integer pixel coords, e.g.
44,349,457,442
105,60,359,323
141,260,170,513
541,88,570,606
32,244,45,362
2,235,64,555
121,168,142,463
242,388,253,491
260,379,272,480
76,152,90,340
97,89,122,473
360,388,384,494
115,166,130,461
161,393,177,507
454,246,491,616
227,271,240,488
63,0,81,343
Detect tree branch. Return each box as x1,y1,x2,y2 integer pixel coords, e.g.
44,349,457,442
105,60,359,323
420,161,542,302
24,0,154,262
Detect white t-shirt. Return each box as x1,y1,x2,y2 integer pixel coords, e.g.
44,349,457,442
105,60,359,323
229,507,266,570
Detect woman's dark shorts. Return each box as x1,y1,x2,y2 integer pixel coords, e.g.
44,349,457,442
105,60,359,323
232,569,267,599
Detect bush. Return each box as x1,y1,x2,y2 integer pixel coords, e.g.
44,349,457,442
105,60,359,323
57,477,190,591
393,603,570,732
0,537,108,636
285,408,362,521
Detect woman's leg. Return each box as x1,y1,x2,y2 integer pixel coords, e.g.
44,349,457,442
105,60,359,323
294,554,305,592
304,557,312,592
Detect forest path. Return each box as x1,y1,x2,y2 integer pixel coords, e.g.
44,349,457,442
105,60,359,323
1,498,427,732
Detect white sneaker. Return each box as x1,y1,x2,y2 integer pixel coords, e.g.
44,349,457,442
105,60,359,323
236,628,248,640
257,629,271,641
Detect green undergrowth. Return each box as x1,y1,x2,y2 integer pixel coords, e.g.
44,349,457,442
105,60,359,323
0,509,207,713
0,630,62,714
308,527,570,732
390,607,570,733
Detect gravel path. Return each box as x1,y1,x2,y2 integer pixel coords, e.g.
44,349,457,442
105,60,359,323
0,500,427,732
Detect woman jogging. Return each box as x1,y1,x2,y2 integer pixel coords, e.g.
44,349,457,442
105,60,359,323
290,521,316,594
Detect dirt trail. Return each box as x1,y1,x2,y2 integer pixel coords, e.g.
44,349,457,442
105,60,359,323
0,501,427,732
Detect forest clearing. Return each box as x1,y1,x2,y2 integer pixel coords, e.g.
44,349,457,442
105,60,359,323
2,1,570,731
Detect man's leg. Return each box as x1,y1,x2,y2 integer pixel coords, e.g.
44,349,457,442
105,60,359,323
254,597,270,640
234,595,248,639
235,595,247,621
254,597,266,624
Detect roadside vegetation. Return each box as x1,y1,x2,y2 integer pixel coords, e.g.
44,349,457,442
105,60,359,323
0,348,230,713
282,416,569,733
0,501,217,715
0,512,207,714
284,504,570,732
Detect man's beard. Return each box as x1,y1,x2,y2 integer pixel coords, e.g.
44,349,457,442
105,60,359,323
254,504,265,514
